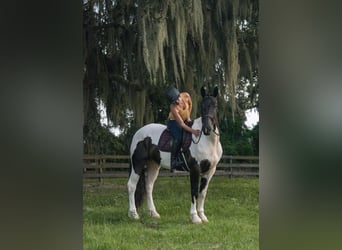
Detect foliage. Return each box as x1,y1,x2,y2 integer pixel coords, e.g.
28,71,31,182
83,176,259,249
249,123,259,155
220,112,257,156
83,124,127,155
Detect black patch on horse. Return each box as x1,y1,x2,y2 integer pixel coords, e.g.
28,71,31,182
199,177,208,193
200,159,211,173
187,151,200,203
132,137,160,175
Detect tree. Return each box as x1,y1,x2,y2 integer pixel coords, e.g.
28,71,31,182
83,0,259,155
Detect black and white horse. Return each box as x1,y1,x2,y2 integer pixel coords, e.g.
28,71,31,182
127,86,222,223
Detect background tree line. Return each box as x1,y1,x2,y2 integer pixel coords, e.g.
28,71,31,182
83,0,259,156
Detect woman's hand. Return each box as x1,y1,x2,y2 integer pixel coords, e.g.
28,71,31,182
192,129,201,137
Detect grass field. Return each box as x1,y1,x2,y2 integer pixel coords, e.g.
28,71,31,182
83,176,259,250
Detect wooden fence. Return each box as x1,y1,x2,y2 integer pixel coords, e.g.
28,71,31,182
83,154,259,182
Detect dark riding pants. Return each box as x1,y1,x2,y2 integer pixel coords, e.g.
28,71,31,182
167,120,183,141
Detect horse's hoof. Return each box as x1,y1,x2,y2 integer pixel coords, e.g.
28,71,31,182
198,211,209,223
190,213,202,224
128,210,140,220
149,210,160,219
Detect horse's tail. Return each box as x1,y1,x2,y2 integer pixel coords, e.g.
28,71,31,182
130,136,160,208
128,159,146,208
134,167,146,208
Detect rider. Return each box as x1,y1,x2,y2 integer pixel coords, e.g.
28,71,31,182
165,87,201,171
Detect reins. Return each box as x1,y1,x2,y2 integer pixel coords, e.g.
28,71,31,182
191,119,219,144
192,129,203,144
212,128,220,136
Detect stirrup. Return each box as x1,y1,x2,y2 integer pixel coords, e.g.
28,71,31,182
170,159,182,172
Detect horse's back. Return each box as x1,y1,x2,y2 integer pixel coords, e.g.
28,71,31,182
130,123,166,155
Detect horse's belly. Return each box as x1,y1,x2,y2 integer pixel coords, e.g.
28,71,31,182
159,151,170,169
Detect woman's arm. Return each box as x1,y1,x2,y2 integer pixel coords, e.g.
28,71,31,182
170,104,200,136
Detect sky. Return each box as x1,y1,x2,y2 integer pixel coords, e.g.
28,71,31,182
244,107,259,129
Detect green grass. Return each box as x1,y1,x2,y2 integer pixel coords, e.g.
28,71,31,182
83,176,259,250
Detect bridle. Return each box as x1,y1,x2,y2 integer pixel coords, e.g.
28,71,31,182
192,99,220,144
202,114,220,136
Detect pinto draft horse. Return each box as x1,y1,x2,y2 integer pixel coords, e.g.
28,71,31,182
127,86,222,223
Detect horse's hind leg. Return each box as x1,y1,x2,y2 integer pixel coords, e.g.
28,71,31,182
128,137,160,220
127,169,140,219
146,160,161,218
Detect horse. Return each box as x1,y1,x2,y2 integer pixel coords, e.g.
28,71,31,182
127,86,222,223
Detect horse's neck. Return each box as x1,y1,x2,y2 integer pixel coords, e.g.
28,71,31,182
193,117,202,131
208,127,220,145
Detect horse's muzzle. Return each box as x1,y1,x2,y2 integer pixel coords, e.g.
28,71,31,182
203,127,211,135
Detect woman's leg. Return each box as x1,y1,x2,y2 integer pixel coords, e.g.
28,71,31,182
167,120,183,171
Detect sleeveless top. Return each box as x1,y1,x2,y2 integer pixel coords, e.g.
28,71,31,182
168,92,191,121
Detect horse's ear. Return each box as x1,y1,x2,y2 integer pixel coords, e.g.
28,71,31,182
201,86,207,97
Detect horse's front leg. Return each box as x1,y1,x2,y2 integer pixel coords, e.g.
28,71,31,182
197,167,216,222
146,160,161,218
189,161,202,224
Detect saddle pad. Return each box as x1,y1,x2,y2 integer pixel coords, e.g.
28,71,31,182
157,129,192,152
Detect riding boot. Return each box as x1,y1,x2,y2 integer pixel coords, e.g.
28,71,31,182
170,139,182,172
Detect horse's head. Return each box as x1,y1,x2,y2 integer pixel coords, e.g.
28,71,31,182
200,86,219,136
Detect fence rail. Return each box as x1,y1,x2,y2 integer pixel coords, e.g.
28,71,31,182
83,154,259,181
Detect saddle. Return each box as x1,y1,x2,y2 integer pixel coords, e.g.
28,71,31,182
157,127,192,152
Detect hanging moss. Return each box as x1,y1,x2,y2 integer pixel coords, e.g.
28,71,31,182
139,0,169,84
83,0,259,132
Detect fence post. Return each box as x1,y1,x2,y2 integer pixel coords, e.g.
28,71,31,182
98,158,103,184
229,156,233,178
